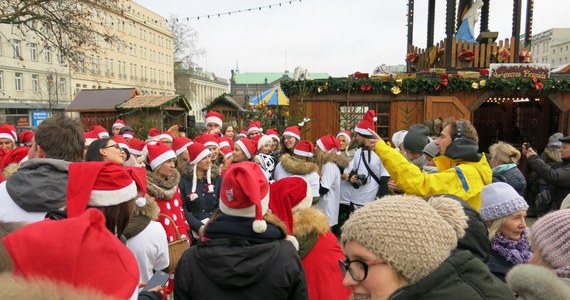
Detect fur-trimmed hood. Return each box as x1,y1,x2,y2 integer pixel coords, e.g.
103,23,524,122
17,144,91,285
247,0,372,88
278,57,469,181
146,169,180,200
330,152,349,170
279,154,318,175
179,161,220,181
0,273,108,299
293,207,330,238
507,264,570,300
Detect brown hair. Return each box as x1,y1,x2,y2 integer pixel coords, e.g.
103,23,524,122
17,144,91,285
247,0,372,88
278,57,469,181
442,118,479,143
92,199,136,237
489,142,521,165
314,147,337,177
35,114,84,162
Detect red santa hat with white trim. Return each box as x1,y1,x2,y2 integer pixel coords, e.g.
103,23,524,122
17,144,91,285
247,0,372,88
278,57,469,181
122,131,134,140
316,134,341,152
218,136,234,149
158,130,173,143
127,138,145,156
293,140,315,158
266,128,280,142
92,125,109,139
355,110,377,138
83,130,99,147
247,121,262,134
255,135,273,151
238,130,248,139
147,128,160,141
112,135,129,151
220,147,233,159
194,134,219,148
220,162,270,233
2,124,17,141
336,130,352,144
173,137,194,157
112,119,126,130
235,138,257,159
66,162,147,218
146,141,176,171
205,111,223,127
283,125,300,140
187,142,214,199
0,125,16,142
19,130,34,147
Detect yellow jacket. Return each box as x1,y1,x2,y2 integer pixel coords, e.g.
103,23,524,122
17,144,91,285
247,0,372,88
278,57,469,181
374,139,492,210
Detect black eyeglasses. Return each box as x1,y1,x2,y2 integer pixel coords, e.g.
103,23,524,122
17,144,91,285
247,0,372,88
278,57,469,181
102,144,120,149
338,258,385,282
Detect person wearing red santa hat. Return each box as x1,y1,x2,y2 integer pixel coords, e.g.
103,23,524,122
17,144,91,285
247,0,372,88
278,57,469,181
18,130,34,147
85,137,126,165
204,111,224,136
237,130,248,139
314,134,349,228
92,125,109,139
222,123,235,141
247,120,262,139
143,141,190,246
127,138,146,167
0,124,16,151
178,142,221,242
266,128,281,153
269,176,351,300
174,162,308,299
233,137,257,163
173,137,194,175
158,131,174,147
1,208,141,299
147,128,160,142
336,130,354,158
341,110,390,212
281,125,301,156
0,147,29,182
112,119,126,136
275,140,320,202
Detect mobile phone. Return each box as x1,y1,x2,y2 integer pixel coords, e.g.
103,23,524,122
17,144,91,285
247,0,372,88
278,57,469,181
142,271,169,291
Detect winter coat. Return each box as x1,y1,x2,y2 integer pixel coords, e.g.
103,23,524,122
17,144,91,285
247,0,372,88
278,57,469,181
487,248,514,282
174,214,308,300
389,250,516,300
146,169,191,243
492,164,527,196
527,156,570,210
293,207,351,300
375,138,492,210
178,164,221,231
0,158,69,222
275,154,320,198
507,264,570,300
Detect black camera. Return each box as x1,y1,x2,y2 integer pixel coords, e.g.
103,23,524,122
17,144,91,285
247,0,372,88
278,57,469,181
349,171,367,189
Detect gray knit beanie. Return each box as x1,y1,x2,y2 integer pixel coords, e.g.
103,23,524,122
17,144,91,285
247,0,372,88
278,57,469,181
422,140,439,158
403,124,431,154
341,195,467,284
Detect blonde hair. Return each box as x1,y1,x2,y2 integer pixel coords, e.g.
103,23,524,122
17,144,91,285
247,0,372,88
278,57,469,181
489,142,521,165
487,216,508,239
314,147,338,177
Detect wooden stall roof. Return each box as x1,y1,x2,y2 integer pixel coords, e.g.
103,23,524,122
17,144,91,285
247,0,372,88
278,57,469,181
118,95,191,111
66,88,139,112
203,94,245,111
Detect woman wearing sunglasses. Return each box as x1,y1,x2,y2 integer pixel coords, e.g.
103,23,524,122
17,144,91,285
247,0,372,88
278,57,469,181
85,138,125,164
340,194,515,300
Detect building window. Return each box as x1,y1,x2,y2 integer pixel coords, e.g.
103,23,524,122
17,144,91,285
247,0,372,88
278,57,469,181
110,59,114,77
29,43,37,61
59,78,66,95
44,47,51,63
14,72,22,91
12,40,20,58
75,83,81,95
0,71,3,90
31,74,39,92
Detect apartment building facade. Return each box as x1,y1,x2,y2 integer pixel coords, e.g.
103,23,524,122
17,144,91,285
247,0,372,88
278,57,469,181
175,68,229,123
531,28,570,66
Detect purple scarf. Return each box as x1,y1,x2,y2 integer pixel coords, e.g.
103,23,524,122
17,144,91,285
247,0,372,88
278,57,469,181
490,231,532,265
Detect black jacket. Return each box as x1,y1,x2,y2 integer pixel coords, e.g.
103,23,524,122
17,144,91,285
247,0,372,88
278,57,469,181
487,249,514,282
492,166,527,196
527,156,570,210
178,174,222,230
389,250,515,300
174,216,308,300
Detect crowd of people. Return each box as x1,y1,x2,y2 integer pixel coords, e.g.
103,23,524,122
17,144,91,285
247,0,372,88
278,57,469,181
0,110,569,300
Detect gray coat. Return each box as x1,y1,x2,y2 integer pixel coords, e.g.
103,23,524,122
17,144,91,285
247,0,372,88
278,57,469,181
507,264,570,300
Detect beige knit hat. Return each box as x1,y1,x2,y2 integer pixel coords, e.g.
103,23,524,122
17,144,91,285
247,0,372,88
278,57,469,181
341,195,468,284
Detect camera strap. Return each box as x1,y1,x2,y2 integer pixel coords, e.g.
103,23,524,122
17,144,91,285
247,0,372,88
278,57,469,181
361,149,381,185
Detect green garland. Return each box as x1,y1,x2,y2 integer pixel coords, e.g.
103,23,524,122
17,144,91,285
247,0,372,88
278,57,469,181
281,76,570,97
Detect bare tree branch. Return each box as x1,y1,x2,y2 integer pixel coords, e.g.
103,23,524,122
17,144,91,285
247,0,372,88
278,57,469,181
167,15,204,70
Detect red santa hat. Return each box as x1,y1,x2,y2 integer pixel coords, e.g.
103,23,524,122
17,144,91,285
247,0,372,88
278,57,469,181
269,176,313,234
2,208,140,299
355,110,377,138
127,138,145,156
158,130,173,143
336,130,352,143
112,119,126,130
2,124,17,141
256,135,273,150
293,140,315,158
19,130,34,146
111,135,129,151
266,128,280,142
83,130,99,147
146,141,176,171
238,130,248,139
122,131,134,140
283,125,301,141
0,147,29,170
218,136,234,150
235,138,257,159
205,111,223,127
66,162,147,218
188,142,211,165
316,134,341,152
173,137,193,157
247,121,262,134
0,125,15,142
147,128,160,140
92,125,109,139
194,134,219,148
220,147,233,159
219,162,270,233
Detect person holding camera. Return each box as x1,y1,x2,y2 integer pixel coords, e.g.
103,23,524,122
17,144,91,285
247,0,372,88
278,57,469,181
340,110,390,210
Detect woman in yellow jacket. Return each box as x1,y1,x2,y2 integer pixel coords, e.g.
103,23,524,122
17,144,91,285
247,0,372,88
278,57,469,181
372,119,491,210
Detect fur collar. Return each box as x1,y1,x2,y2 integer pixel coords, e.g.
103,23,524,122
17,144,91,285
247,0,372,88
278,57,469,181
146,169,180,200
279,154,319,175
179,162,220,180
293,207,330,238
507,264,570,299
330,152,349,170
134,196,159,220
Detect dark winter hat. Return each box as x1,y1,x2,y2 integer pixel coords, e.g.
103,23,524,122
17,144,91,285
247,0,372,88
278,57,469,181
422,140,440,158
547,132,564,148
559,136,570,144
403,124,431,154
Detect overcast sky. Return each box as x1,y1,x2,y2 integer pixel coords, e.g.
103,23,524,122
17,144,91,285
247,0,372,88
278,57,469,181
136,0,569,80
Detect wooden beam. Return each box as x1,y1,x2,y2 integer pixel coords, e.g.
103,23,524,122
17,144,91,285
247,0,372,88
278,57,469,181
427,0,436,48
480,0,490,32
467,91,494,112
512,0,522,61
445,0,457,67
407,0,415,72
524,0,534,47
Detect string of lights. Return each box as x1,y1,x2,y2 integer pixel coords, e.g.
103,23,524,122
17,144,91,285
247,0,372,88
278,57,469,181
166,0,302,22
